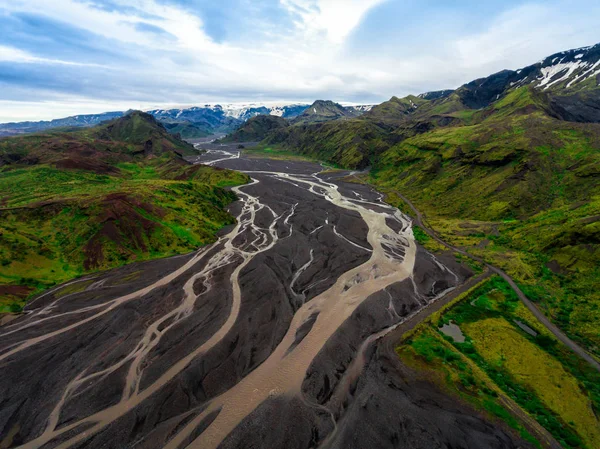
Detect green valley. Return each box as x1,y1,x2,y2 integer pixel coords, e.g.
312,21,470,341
215,42,600,448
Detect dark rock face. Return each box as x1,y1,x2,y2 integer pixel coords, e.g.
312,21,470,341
458,69,519,109
447,43,600,112
550,90,600,123
418,90,454,101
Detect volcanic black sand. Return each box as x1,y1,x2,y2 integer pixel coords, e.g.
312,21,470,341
0,145,534,449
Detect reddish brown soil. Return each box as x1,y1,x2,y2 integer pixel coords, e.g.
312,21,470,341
0,285,34,299
55,157,121,175
83,193,166,270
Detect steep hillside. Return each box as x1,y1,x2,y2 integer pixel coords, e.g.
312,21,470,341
418,89,454,101
372,86,600,357
0,113,249,312
94,112,197,155
454,43,600,116
220,115,289,142
365,95,428,122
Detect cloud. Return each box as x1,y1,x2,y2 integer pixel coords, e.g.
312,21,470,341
0,45,109,67
280,0,387,44
0,0,598,121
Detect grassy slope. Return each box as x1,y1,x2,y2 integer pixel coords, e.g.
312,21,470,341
397,276,600,449
372,87,600,358
0,114,249,312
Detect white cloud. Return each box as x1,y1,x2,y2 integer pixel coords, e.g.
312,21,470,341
0,0,599,121
280,0,386,44
0,45,108,67
0,98,156,122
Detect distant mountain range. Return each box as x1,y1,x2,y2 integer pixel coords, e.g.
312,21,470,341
0,103,373,139
0,111,125,137
255,43,600,169
222,100,371,142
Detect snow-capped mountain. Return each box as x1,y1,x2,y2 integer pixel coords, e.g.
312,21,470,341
455,43,600,109
218,103,310,121
0,111,125,137
518,44,600,91
147,103,310,123
346,104,374,113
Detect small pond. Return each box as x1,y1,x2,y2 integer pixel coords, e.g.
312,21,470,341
514,319,538,337
439,320,465,343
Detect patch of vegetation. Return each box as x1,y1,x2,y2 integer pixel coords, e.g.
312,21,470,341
0,159,248,312
243,146,316,162
412,225,429,245
404,275,600,449
398,328,540,448
262,119,391,168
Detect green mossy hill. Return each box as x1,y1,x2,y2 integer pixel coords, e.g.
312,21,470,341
0,115,249,313
256,92,475,169
163,122,210,139
0,111,197,174
263,119,392,168
374,86,600,356
220,115,288,142
0,158,249,313
292,100,359,125
93,111,197,156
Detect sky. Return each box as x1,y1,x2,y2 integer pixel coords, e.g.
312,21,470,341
0,0,599,122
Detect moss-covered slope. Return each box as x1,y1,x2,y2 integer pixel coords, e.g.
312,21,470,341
373,87,600,356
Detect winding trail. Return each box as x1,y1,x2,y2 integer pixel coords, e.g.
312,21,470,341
387,189,600,372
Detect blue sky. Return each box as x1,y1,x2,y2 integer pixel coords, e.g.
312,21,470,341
0,0,599,122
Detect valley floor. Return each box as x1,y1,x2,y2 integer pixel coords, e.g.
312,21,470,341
0,148,536,449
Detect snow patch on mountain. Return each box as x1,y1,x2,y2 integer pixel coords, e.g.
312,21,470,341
538,60,588,89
